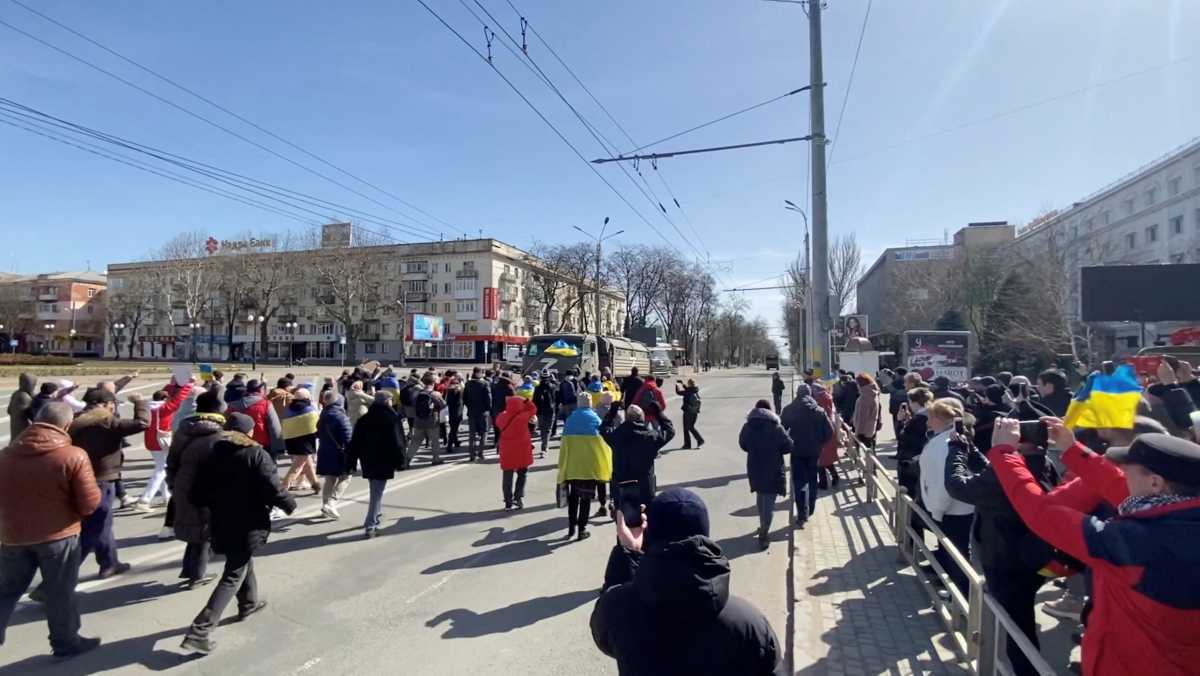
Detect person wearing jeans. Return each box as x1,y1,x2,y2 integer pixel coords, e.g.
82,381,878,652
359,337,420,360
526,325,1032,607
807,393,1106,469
918,400,976,595
0,402,102,658
780,384,834,527
346,395,405,539
739,400,793,550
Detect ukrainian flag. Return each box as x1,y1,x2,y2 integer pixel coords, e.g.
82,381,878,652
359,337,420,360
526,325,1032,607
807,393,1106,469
545,339,579,357
1063,364,1143,430
556,408,612,483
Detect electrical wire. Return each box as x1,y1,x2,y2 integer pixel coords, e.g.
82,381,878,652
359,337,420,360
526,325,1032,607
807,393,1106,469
826,0,872,166
619,88,808,156
0,98,433,242
6,0,466,236
412,0,683,255
462,0,706,260
0,14,448,239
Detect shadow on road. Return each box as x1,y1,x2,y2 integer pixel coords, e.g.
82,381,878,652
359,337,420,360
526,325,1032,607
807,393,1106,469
714,526,789,561
660,472,746,491
425,589,597,638
0,627,199,675
472,517,565,547
421,538,570,575
4,578,182,630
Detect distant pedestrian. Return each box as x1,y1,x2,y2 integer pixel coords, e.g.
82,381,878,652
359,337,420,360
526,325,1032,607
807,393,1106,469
851,373,880,450
674,378,705,449
225,379,286,458
180,413,296,655
6,373,36,440
0,403,102,659
603,403,674,521
780,384,833,526
740,400,794,550
619,367,643,411
344,380,375,427
464,367,493,461
347,395,405,538
407,374,446,466
445,374,464,451
534,372,558,457
771,372,784,413
136,381,194,511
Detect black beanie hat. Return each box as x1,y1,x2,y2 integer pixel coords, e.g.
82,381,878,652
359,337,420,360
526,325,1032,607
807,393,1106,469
645,488,710,548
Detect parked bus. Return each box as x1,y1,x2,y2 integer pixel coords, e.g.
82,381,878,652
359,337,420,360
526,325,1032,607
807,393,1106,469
521,333,650,381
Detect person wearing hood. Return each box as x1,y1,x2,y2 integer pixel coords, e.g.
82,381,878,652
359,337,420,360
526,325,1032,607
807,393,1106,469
316,390,353,520
346,394,405,538
69,387,149,580
464,367,493,461
851,373,881,449
180,413,296,655
988,419,1200,676
770,372,785,414
604,403,675,519
944,404,1063,676
739,400,794,550
557,397,613,541
167,389,226,588
495,393,537,510
533,371,558,457
674,378,705,449
280,389,320,493
1035,369,1072,418
590,488,786,675
918,399,975,594
780,384,833,526
887,368,909,436
832,372,860,426
0,402,102,659
558,371,580,423
222,374,246,405
6,372,36,440
225,379,285,458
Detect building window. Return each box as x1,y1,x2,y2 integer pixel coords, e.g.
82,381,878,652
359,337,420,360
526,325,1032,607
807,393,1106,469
405,261,428,273
1171,215,1184,235
1126,232,1136,249
463,261,474,271
1083,218,1093,232
1123,198,1135,215
407,280,427,292
1147,224,1158,243
364,343,376,354
445,263,451,272
1125,336,1139,349
457,300,477,313
1168,176,1182,197
87,288,96,297
444,282,450,294
1146,186,1157,207
1195,208,1200,230
381,323,390,335
444,303,451,313
1194,164,1200,186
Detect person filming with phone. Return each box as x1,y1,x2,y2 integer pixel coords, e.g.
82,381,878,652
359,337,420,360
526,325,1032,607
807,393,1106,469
987,416,1200,676
590,488,786,675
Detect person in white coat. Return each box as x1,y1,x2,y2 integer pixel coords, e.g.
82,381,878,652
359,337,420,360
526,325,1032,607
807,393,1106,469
918,398,974,593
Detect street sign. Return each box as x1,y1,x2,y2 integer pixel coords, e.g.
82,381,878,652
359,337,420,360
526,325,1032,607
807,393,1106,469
339,336,347,345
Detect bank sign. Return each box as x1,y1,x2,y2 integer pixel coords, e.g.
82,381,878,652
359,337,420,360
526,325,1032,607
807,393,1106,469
205,236,273,255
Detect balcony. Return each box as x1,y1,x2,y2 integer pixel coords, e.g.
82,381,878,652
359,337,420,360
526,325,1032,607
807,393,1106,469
499,272,516,284
38,291,59,301
453,286,477,300
404,291,429,303
455,268,479,279
455,309,481,321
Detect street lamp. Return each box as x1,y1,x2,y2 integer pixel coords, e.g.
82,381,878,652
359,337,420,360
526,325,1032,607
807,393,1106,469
573,217,623,338
112,322,126,360
247,313,265,370
68,328,77,359
785,200,813,371
189,322,203,363
283,321,298,366
0,323,5,353
43,322,54,355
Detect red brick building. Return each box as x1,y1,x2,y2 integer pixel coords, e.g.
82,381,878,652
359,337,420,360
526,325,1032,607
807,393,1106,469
0,271,107,356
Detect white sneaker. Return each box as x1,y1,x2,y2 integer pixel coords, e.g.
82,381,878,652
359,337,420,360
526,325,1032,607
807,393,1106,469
270,507,285,521
322,504,341,520
119,495,138,509
157,526,174,540
133,501,154,512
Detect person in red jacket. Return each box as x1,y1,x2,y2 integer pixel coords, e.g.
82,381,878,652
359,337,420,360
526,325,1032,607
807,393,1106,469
810,382,842,489
988,417,1200,676
495,395,536,510
631,377,668,427
136,379,194,511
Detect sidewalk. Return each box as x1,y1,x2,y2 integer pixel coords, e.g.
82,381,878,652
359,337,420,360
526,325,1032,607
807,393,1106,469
791,476,968,675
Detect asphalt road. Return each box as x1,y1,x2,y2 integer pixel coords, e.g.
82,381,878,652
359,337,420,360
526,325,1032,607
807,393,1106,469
0,367,794,675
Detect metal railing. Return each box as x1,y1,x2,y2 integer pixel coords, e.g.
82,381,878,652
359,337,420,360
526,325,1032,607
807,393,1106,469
851,438,1058,676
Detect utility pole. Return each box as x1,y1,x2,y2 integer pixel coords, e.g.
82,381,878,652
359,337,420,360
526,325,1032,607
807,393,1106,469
574,218,622,340
809,0,832,377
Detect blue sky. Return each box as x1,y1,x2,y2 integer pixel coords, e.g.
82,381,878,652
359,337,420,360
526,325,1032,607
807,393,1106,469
1,0,1197,332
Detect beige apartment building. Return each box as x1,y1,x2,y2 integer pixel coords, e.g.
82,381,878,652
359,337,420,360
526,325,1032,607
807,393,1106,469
0,271,107,356
105,226,625,364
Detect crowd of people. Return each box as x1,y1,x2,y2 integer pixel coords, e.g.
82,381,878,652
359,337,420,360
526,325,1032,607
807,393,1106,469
876,360,1200,675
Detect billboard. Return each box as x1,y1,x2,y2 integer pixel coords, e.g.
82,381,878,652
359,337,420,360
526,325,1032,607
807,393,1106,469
482,287,498,320
831,314,869,347
1081,264,1200,322
902,330,970,382
412,314,445,342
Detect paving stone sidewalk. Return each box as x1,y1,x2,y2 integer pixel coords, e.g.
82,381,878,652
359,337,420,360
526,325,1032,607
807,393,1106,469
790,475,969,675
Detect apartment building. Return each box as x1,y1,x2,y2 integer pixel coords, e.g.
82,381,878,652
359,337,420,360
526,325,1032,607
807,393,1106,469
0,271,107,356
1013,137,1200,353
105,227,625,363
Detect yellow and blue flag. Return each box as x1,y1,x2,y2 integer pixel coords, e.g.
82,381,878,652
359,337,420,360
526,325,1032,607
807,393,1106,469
1063,364,1143,430
545,339,579,357
556,408,612,483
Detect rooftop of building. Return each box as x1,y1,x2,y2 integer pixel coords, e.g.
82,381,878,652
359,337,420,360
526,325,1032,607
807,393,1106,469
0,270,107,285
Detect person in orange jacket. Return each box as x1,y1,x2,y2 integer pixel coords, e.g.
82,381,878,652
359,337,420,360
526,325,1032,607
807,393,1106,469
495,395,537,510
987,417,1200,676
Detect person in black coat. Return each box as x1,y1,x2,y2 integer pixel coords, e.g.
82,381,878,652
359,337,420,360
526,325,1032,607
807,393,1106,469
770,373,785,414
673,378,705,449
969,384,1008,451
463,368,493,461
930,375,964,404
602,403,675,513
1035,369,1072,418
181,413,295,655
533,373,558,456
619,367,644,411
444,375,464,451
347,396,406,538
738,401,794,549
315,391,353,519
590,488,786,676
780,384,833,525
888,369,908,437
489,374,514,450
944,426,1061,676
833,374,859,425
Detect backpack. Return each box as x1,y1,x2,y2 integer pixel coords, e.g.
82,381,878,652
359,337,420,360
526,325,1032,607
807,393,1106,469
399,383,416,407
414,390,435,421
638,387,658,413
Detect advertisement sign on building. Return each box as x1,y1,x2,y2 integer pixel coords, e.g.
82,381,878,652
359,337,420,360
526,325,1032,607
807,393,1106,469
832,315,869,347
902,330,970,382
483,287,498,320
412,313,445,341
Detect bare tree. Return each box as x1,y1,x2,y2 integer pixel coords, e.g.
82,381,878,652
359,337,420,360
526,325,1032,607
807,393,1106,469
0,283,28,347
525,241,595,333
607,244,672,335
828,233,864,317
156,233,213,358
305,227,390,364
104,274,157,359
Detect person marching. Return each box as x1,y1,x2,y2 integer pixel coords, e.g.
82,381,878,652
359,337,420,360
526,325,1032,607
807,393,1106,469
495,391,537,510
674,378,705,449
771,372,785,414
280,389,321,493
316,390,353,520
739,400,794,550
557,397,613,541
347,394,406,538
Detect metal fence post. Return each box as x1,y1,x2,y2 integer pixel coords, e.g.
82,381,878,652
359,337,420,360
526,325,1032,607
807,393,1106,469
967,575,984,662
977,596,999,676
894,487,909,562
